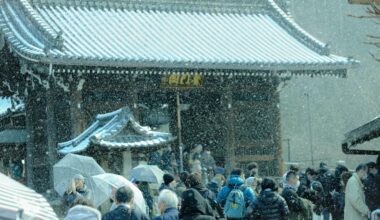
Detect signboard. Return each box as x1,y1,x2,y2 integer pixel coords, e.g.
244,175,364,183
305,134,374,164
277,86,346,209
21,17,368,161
160,74,203,88
348,0,380,4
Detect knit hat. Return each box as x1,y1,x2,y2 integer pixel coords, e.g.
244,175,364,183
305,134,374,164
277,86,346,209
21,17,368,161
163,173,175,185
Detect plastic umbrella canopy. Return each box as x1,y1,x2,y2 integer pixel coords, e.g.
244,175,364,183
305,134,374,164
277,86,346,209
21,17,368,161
131,165,165,184
91,173,147,214
0,172,58,220
53,153,105,197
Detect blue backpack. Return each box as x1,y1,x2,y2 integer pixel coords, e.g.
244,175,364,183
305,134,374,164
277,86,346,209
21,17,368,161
224,185,247,218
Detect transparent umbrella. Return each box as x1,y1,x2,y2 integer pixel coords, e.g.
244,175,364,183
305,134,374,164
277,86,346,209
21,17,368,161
53,153,105,197
91,173,147,214
131,165,165,184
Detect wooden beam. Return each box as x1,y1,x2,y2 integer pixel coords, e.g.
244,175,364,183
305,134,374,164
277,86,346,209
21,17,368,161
237,155,276,162
348,0,380,4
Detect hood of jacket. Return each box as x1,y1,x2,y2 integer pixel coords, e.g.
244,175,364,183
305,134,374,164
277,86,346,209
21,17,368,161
64,205,101,220
191,183,209,194
227,175,244,186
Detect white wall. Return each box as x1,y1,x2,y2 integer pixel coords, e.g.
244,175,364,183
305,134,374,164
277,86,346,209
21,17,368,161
280,1,379,169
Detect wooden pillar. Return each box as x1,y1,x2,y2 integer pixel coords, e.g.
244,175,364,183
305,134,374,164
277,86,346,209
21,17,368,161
272,78,284,176
70,89,84,138
46,82,58,187
122,150,132,179
25,81,53,192
222,89,235,174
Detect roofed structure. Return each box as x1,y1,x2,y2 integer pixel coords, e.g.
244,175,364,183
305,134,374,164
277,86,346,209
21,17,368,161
0,97,24,120
58,106,175,154
0,0,357,76
342,116,380,155
0,97,26,144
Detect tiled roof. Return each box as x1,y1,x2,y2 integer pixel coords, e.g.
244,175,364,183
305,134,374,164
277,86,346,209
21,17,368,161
342,116,380,154
0,0,357,76
0,173,59,220
58,106,175,154
0,97,24,119
343,116,380,147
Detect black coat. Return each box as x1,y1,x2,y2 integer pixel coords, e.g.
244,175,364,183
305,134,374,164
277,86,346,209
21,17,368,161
191,184,224,219
248,190,289,220
364,173,380,211
182,215,215,220
180,188,215,219
330,191,344,220
102,205,149,220
281,187,305,213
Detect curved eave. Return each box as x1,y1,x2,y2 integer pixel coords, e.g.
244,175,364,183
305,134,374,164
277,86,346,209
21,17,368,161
266,0,328,55
43,56,358,73
95,136,176,149
58,120,101,149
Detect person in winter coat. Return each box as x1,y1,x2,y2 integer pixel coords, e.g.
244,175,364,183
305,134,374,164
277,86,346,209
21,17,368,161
136,181,154,218
201,148,216,181
187,172,224,219
281,171,312,220
159,173,177,192
63,174,92,209
331,171,352,220
161,146,175,173
316,164,335,220
148,150,161,166
247,177,289,220
176,171,190,198
207,174,225,196
297,168,318,202
154,189,179,220
245,177,258,197
344,163,370,220
64,197,101,220
363,161,380,212
180,188,215,220
102,186,149,220
217,168,256,208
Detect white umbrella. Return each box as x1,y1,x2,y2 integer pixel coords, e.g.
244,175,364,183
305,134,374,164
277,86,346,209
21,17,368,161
53,153,105,197
91,173,147,214
0,173,58,220
131,165,165,184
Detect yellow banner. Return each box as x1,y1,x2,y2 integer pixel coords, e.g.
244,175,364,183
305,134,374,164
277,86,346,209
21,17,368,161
161,74,203,88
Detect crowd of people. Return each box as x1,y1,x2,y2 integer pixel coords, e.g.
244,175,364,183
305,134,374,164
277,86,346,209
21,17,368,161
61,144,380,220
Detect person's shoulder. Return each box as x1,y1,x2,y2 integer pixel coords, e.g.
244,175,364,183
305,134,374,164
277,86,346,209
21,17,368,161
277,193,287,203
101,211,114,220
217,185,229,195
131,207,149,220
281,187,295,197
